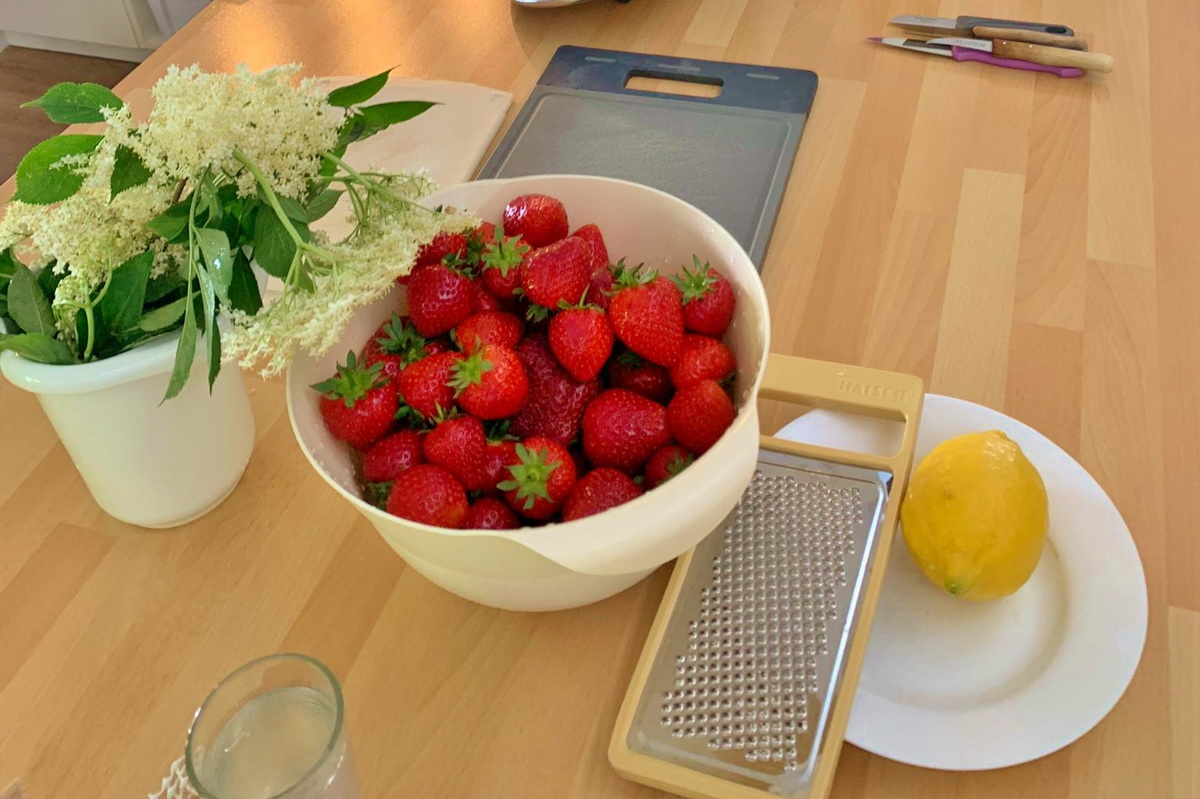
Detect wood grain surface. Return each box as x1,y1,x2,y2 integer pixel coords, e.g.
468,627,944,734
1,0,1197,797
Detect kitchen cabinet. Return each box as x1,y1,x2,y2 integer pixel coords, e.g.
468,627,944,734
0,0,165,61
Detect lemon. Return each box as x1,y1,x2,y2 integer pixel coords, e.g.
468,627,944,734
900,430,1048,601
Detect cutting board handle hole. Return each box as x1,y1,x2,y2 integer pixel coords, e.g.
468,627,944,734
624,70,723,99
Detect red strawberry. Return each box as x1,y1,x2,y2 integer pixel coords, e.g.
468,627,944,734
386,464,468,528
363,429,425,483
397,351,461,421
585,262,616,309
671,334,736,389
503,194,568,249
608,265,685,366
449,345,529,420
416,230,468,267
313,352,398,450
407,262,476,337
498,437,577,521
464,221,497,269
520,236,590,311
360,313,431,381
571,223,609,271
511,336,600,444
673,256,736,337
607,350,672,404
454,311,524,354
667,379,735,454
422,414,488,491
463,497,520,530
582,388,671,473
424,339,453,357
481,438,520,494
480,233,530,300
644,444,694,488
562,467,643,522
548,304,613,382
473,282,502,312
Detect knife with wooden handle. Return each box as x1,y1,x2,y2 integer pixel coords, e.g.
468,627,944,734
927,37,1114,72
970,26,1089,50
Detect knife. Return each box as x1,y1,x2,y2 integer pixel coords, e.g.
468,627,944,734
927,37,1113,72
869,37,1084,78
890,14,1088,50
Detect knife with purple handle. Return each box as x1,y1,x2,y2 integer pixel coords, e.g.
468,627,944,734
951,45,1084,77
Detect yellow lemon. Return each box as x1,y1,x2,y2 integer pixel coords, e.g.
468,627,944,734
900,430,1048,601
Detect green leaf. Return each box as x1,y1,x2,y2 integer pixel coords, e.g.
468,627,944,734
355,101,438,139
274,193,308,223
22,82,123,123
228,253,263,315
206,314,221,390
252,209,309,279
36,262,65,298
13,134,103,205
306,189,342,222
195,173,222,226
163,295,198,401
147,201,191,242
145,267,185,303
98,251,153,336
195,228,233,305
138,296,187,332
0,332,76,364
110,145,152,200
6,262,56,335
0,248,17,291
326,70,392,108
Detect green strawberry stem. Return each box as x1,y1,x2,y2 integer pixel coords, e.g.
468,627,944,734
311,351,385,406
481,233,530,277
672,255,718,304
448,349,495,395
496,443,560,511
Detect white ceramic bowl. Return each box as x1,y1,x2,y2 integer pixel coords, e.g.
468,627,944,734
286,175,769,611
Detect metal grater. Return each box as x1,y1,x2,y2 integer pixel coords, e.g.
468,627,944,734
611,355,923,799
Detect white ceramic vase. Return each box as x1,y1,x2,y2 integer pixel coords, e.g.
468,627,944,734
0,326,255,528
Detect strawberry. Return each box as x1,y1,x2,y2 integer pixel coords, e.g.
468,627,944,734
386,464,468,528
416,230,468,267
454,311,524,354
363,429,425,483
397,351,461,421
424,339,454,357
407,262,476,337
548,304,613,382
498,437,577,521
562,467,644,522
582,388,671,473
571,223,610,272
607,350,672,404
520,236,590,311
644,444,694,488
464,222,497,269
673,256,736,336
422,414,488,491
503,194,569,248
481,438,520,494
585,262,616,309
312,352,398,450
608,265,684,367
671,334,736,389
511,336,600,444
473,282,502,312
463,497,520,530
480,233,530,300
667,379,735,454
360,313,431,381
449,344,529,420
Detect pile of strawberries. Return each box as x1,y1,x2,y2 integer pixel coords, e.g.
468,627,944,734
312,193,739,530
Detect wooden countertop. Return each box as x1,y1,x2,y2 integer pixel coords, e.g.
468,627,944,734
1,0,1196,796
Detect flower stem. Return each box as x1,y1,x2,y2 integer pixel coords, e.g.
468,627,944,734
232,149,338,263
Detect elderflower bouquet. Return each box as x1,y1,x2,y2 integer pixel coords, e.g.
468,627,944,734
0,64,474,399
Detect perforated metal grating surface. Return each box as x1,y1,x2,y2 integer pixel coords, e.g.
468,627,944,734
630,452,890,795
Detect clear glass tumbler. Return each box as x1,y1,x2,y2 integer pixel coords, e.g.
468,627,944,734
185,654,361,799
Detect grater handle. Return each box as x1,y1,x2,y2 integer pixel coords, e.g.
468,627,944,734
758,354,923,472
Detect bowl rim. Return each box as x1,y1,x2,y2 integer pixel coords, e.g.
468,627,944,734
286,173,770,540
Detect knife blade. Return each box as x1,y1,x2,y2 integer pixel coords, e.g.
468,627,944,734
926,36,1113,72
890,14,1074,36
868,37,1085,78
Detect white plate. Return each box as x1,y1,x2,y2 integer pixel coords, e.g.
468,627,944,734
775,394,1148,771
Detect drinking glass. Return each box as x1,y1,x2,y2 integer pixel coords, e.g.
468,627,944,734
185,654,360,799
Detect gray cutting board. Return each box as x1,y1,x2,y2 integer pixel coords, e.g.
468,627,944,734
478,46,818,268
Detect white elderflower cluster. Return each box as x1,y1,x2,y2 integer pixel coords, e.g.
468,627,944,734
105,64,340,200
